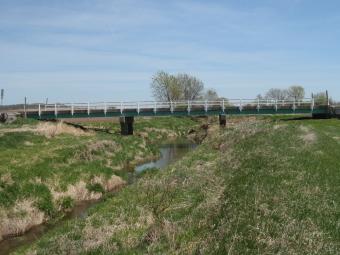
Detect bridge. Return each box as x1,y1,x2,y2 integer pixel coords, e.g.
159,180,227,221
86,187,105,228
5,98,326,135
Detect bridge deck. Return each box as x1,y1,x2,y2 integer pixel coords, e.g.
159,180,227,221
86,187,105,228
13,99,329,119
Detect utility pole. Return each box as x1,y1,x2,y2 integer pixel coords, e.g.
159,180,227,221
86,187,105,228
24,97,27,118
0,89,4,106
45,98,48,111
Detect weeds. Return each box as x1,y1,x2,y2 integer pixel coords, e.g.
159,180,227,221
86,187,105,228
15,116,340,254
0,117,198,241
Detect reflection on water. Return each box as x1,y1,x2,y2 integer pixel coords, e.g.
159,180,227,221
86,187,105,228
0,142,197,255
135,143,197,173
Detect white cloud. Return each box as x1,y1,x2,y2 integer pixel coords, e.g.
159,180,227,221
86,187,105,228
0,0,339,103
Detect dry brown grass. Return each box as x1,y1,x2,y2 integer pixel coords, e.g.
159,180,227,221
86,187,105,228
0,125,33,134
332,136,340,142
24,141,34,146
16,117,340,254
73,140,121,162
0,121,92,138
51,175,126,202
144,127,177,139
35,122,92,138
82,225,118,252
0,199,45,241
0,173,14,186
299,125,317,144
273,123,288,130
91,175,126,192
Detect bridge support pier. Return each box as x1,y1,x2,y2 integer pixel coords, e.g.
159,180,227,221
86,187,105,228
219,114,227,127
120,116,134,135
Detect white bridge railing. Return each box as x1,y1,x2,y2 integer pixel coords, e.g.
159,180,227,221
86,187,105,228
20,98,327,117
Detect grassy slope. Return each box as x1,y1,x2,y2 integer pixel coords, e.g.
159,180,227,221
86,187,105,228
17,117,340,255
0,117,197,239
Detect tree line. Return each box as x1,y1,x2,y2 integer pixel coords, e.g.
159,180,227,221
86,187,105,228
150,71,219,102
257,86,305,101
257,86,331,104
150,71,332,104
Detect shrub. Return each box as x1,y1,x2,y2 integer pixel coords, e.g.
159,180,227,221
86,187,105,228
86,183,105,194
57,196,74,211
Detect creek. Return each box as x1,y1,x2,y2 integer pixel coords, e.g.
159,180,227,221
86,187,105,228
0,141,197,255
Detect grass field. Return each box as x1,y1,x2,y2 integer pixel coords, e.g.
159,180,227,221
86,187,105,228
10,116,340,254
0,117,199,241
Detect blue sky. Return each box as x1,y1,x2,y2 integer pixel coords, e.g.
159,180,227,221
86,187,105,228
0,0,339,104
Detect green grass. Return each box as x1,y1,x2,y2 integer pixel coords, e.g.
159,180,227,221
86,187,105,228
15,116,340,254
0,116,198,240
0,117,38,129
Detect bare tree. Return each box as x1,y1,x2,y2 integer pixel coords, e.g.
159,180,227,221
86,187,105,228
176,74,204,101
287,85,305,100
265,88,288,100
204,89,219,100
151,71,182,101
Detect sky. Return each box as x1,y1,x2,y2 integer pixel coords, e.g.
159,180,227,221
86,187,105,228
0,0,340,104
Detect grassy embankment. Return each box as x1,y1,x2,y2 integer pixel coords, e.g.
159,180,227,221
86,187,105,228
17,116,340,254
0,117,199,241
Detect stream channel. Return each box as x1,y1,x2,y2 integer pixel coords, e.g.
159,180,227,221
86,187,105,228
0,141,197,255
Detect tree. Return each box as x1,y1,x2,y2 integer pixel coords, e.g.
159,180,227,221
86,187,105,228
313,92,334,105
151,71,182,101
287,85,305,100
265,88,288,100
151,71,205,101
204,89,219,100
177,73,204,100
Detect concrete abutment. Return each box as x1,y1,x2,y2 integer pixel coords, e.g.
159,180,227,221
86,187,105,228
219,114,226,127
120,116,134,135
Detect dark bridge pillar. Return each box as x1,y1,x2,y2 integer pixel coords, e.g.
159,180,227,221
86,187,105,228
219,114,226,127
120,116,134,135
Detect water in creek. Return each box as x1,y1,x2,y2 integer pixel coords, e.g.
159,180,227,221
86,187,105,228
0,141,197,255
135,142,197,173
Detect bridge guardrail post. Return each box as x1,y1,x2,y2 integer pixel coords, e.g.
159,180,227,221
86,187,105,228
257,99,260,112
137,102,140,115
205,100,208,113
154,102,157,114
104,103,107,116
54,104,57,117
187,100,191,114
326,90,330,107
170,101,174,114
71,103,74,116
239,99,243,112
275,100,278,112
222,99,225,113
120,102,124,115
87,103,90,115
24,97,27,119
38,104,41,117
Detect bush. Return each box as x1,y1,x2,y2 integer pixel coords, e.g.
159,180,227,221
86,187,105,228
57,196,74,211
86,183,105,194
